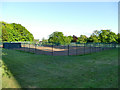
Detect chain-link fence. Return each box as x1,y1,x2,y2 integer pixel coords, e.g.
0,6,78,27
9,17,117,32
2,42,119,56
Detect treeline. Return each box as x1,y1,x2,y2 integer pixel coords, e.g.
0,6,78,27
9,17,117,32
1,21,34,42
42,30,120,45
1,21,119,44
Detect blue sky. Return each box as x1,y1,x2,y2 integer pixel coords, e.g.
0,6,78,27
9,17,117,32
1,2,118,40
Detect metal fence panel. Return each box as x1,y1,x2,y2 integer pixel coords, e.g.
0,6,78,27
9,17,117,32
1,42,118,56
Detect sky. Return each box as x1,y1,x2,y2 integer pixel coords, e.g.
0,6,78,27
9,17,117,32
1,1,118,40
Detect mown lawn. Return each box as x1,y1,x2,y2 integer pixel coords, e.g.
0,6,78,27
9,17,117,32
2,48,118,88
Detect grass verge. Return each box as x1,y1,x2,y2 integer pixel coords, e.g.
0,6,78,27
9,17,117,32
2,48,118,88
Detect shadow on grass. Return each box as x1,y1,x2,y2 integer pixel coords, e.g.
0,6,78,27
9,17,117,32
2,53,22,88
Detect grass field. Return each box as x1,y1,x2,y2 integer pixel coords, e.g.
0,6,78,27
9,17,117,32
2,48,118,88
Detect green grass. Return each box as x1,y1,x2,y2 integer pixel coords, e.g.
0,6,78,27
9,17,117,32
2,48,118,88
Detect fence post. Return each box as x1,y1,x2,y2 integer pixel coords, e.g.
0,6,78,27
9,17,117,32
76,43,77,55
90,43,91,54
92,43,93,53
104,43,105,50
115,43,117,48
29,43,30,52
109,43,110,49
68,45,69,56
35,44,36,53
101,43,103,51
95,43,96,52
99,43,100,52
64,44,66,55
24,42,25,51
102,43,104,50
84,43,85,55
114,43,115,48
106,43,108,50
52,44,53,56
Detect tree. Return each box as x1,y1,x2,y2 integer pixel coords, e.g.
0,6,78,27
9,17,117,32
48,31,71,45
1,21,34,42
88,30,101,43
77,35,88,43
88,35,101,43
99,30,117,43
63,36,71,45
118,33,120,43
107,32,118,43
92,30,101,36
42,38,48,45
2,26,8,41
99,30,111,43
48,31,64,45
68,35,73,42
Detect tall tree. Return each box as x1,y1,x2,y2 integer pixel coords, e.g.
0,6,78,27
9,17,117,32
68,35,73,42
77,35,88,43
99,30,111,43
107,32,118,43
1,21,34,42
88,30,101,43
99,30,117,43
63,36,71,45
48,31,71,45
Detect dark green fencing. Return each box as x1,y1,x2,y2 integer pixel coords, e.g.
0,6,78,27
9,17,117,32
3,42,21,49
2,42,119,56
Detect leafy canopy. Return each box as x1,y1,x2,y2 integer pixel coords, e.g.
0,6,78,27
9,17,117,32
1,21,34,42
48,31,71,45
